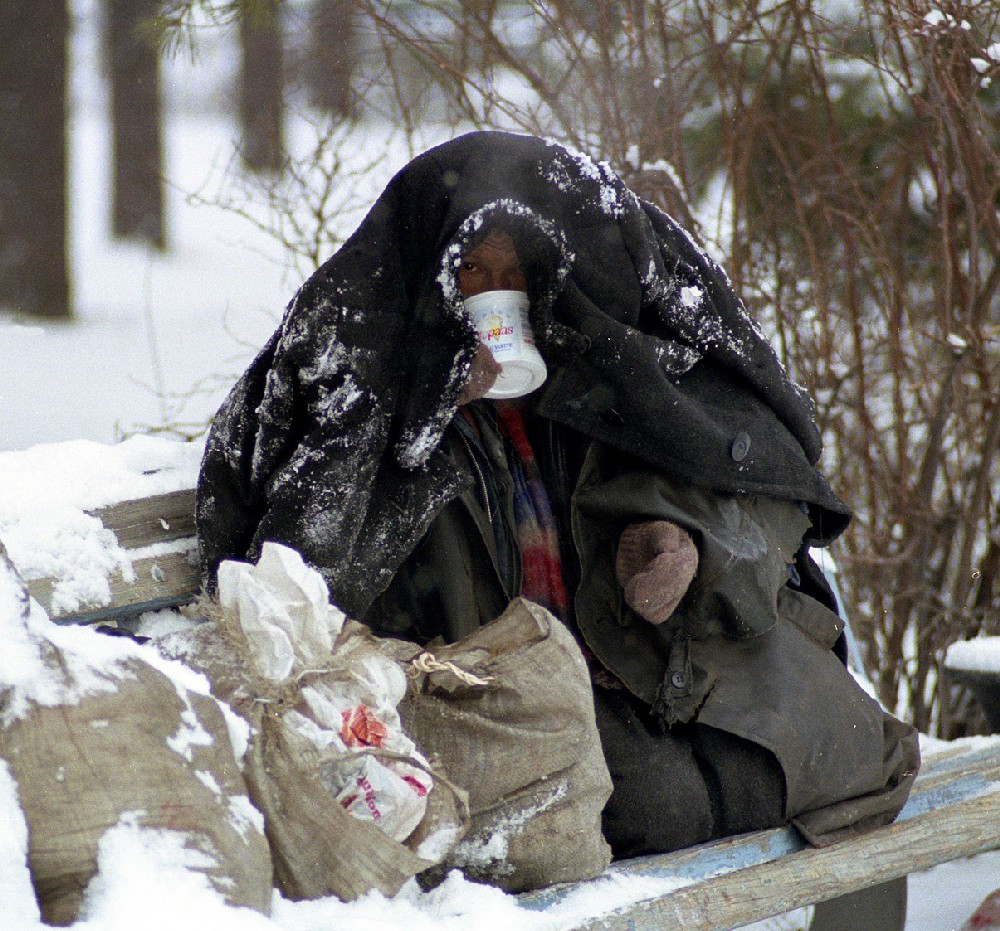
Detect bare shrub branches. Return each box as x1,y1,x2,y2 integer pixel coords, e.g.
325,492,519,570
349,0,998,733
163,0,999,733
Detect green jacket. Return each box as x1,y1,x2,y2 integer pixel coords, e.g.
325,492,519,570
367,410,918,846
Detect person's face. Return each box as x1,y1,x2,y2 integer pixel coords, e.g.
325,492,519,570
458,232,527,297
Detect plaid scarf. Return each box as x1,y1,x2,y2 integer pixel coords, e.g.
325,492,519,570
495,403,570,623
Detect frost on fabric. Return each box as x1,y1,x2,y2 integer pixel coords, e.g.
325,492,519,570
673,299,744,358
619,321,700,378
196,769,223,797
251,366,295,483
633,210,761,370
294,312,374,435
260,310,382,493
297,328,349,385
0,435,201,614
399,420,448,471
414,825,464,863
139,641,217,704
142,625,253,765
270,402,381,512
168,706,215,763
448,778,568,874
308,376,365,430
220,702,252,765
227,795,265,841
542,142,628,219
0,562,140,725
680,285,703,310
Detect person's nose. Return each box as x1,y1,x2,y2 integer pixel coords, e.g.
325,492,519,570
489,267,521,291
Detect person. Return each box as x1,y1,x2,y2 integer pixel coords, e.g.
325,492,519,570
196,131,918,860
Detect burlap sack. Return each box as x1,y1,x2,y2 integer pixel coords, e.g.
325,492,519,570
0,646,273,926
399,598,613,892
242,708,466,901
156,591,612,897
156,617,468,902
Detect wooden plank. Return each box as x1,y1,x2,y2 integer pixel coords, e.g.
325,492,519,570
88,488,196,548
26,544,201,624
571,787,1000,930
522,826,803,915
915,739,1000,780
519,743,1000,923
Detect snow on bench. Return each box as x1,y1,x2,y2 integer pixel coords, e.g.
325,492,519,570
946,640,1000,733
0,437,201,625
25,488,199,625
2,437,999,929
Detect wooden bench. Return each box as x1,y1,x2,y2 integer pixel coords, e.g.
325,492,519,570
24,488,200,626
7,487,1000,930
521,740,999,928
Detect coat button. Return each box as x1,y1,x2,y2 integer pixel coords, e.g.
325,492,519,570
730,431,751,462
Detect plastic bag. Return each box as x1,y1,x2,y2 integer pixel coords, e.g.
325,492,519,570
216,541,346,682
153,542,465,900
279,674,431,842
215,543,433,842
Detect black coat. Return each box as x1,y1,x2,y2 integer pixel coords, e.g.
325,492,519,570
197,131,850,618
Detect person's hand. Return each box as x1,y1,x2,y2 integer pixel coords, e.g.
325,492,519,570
459,341,502,405
615,520,698,625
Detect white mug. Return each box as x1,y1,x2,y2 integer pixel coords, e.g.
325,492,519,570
464,290,548,399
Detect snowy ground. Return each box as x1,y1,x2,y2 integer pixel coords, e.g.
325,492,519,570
2,3,999,927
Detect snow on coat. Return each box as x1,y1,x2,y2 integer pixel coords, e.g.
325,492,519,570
196,131,850,617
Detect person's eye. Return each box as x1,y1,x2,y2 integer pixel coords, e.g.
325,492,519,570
461,261,479,272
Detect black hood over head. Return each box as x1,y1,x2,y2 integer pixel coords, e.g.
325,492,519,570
197,131,849,615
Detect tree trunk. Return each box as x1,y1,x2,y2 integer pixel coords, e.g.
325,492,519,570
306,0,355,117
0,0,71,318
107,0,166,249
240,0,284,173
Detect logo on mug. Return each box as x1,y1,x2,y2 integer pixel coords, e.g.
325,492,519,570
479,314,515,342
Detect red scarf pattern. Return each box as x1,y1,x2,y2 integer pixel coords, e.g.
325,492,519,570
494,403,570,623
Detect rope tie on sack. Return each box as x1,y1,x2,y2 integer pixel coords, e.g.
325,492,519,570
409,651,494,686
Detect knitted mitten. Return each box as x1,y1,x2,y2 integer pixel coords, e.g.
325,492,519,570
615,520,699,625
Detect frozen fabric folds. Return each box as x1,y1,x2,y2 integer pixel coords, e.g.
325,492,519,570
196,131,850,618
